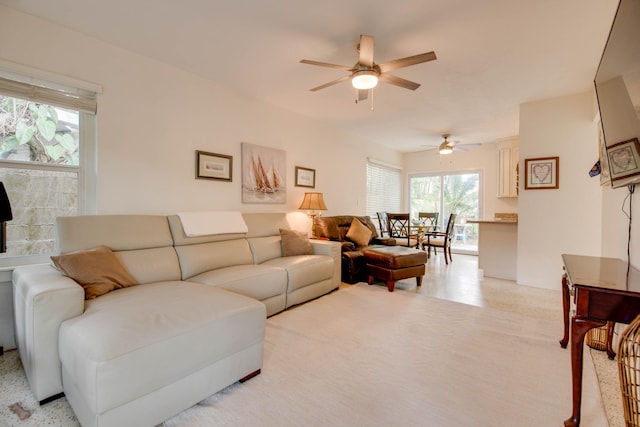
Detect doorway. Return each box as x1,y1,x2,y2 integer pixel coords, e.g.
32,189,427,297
409,171,481,254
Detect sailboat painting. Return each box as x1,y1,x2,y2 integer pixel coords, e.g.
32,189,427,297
241,142,287,203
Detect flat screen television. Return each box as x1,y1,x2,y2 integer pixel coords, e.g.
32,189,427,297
594,0,640,188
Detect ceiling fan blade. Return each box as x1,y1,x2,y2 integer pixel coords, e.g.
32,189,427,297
378,51,437,73
358,35,375,67
300,59,353,72
459,143,482,147
453,146,469,152
378,73,421,90
309,75,351,91
357,89,369,102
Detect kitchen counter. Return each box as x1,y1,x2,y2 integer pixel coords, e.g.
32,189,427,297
467,219,517,224
468,218,517,280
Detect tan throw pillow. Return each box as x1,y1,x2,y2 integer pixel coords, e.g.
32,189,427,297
51,245,138,300
280,228,313,257
346,218,373,247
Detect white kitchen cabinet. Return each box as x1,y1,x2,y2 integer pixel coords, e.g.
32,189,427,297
497,144,519,198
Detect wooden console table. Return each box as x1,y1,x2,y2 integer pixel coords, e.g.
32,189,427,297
560,254,640,427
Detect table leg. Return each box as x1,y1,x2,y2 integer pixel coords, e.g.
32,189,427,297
560,274,570,348
564,316,606,427
605,321,616,360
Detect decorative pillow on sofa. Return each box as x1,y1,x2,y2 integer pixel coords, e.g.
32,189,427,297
346,218,373,247
51,245,138,300
280,228,313,256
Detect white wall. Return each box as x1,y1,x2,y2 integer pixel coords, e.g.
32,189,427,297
518,92,603,289
403,141,518,219
0,6,400,235
601,183,640,263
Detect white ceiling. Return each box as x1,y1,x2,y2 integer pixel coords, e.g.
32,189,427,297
0,0,620,152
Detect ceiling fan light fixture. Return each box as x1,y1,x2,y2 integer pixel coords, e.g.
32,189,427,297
439,146,453,155
351,70,378,90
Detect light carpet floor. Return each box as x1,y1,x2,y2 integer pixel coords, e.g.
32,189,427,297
1,282,607,426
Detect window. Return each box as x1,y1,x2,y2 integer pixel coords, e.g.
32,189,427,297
366,159,401,232
0,74,97,263
409,171,481,253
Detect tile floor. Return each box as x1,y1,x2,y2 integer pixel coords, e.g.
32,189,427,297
362,251,623,426
375,252,562,323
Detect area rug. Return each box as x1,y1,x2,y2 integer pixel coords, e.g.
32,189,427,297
0,283,606,426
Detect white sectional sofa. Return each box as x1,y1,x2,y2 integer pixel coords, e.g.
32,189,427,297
12,212,340,427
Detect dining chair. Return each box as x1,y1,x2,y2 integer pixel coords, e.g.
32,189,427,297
376,212,389,237
423,213,457,264
418,212,439,234
387,213,420,248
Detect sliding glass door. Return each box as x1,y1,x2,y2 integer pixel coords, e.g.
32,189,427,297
409,171,481,254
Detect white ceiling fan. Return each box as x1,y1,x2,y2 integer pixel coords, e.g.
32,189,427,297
424,134,481,155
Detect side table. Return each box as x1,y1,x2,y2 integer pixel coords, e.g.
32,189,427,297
560,254,640,427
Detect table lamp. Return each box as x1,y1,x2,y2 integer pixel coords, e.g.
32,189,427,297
298,192,327,238
0,182,13,253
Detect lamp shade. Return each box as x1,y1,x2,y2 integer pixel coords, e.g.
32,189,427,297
0,182,12,222
298,192,327,211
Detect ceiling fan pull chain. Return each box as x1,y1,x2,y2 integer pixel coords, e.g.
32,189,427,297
370,88,374,112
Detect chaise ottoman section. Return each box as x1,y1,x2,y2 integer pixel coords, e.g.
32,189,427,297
58,281,266,427
363,246,427,292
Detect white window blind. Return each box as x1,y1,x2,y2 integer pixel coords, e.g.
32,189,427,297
0,77,97,114
366,160,401,223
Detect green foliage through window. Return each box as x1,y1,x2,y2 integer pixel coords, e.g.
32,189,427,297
0,95,80,166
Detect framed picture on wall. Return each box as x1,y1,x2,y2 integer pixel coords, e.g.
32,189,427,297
196,150,232,181
524,156,559,189
295,166,316,188
241,142,287,203
607,137,640,187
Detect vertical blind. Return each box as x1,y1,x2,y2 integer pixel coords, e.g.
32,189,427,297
366,161,402,224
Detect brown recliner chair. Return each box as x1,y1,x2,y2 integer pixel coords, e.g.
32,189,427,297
314,215,396,284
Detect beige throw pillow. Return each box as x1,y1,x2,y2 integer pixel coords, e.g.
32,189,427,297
346,218,372,247
51,245,138,300
280,228,313,256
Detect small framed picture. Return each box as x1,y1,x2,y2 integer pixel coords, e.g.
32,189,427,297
607,138,640,186
524,156,559,190
295,166,315,188
196,150,232,181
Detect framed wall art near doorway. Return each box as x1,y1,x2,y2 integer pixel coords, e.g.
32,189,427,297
524,156,559,190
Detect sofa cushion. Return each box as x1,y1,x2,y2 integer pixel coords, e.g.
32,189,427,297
175,239,254,280
51,245,137,300
58,281,265,415
188,264,287,302
56,215,174,254
247,235,283,264
346,218,373,247
280,229,313,257
315,215,380,243
263,255,333,293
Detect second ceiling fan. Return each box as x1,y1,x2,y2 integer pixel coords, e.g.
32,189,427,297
436,134,481,154
300,34,437,101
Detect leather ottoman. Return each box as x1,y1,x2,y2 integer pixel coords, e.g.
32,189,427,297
363,246,427,292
